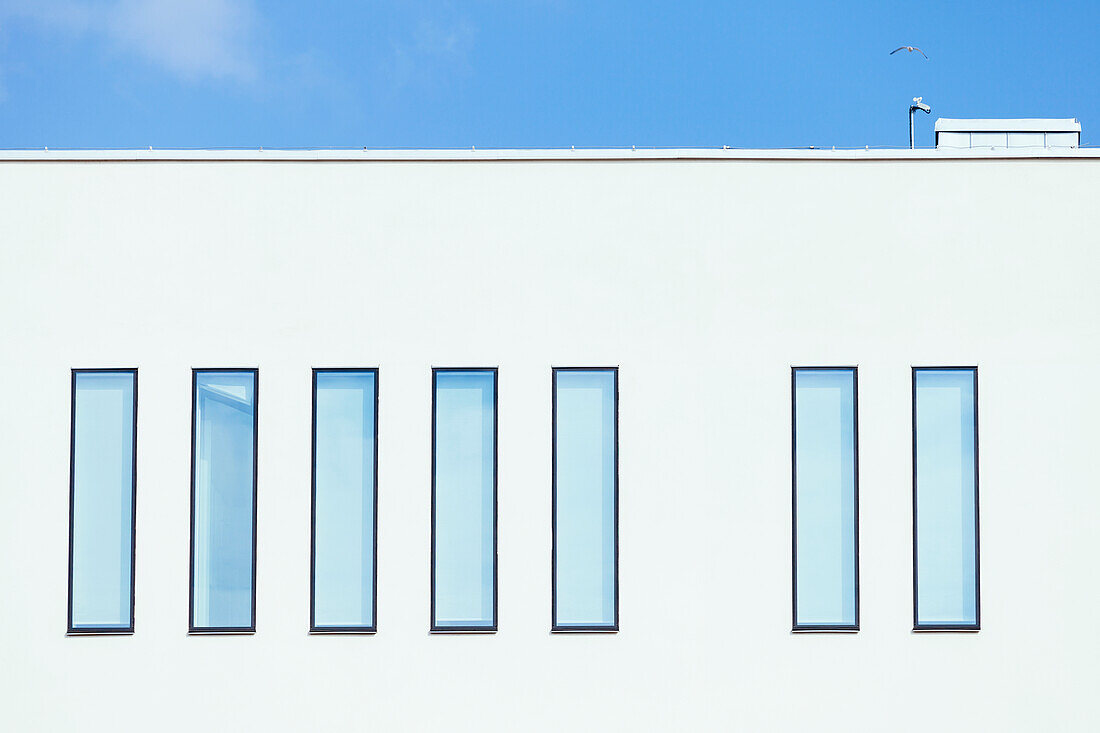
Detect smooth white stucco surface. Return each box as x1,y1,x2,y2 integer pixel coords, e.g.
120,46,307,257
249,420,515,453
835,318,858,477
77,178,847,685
1,157,1099,730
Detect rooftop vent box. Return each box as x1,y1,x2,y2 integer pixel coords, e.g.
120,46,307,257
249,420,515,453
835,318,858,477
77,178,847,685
935,118,1080,149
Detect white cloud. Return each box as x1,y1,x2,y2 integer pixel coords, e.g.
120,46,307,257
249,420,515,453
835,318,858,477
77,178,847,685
0,0,257,82
387,11,477,88
110,0,256,81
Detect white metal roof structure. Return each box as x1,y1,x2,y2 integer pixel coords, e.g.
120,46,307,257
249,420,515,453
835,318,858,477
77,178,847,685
937,117,1082,132
935,118,1080,133
0,144,1095,161
935,118,1081,149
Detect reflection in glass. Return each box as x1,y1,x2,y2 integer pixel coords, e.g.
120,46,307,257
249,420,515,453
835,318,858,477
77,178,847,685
70,370,136,631
191,370,256,630
432,370,496,630
793,368,857,629
312,370,377,630
554,369,617,629
914,368,979,628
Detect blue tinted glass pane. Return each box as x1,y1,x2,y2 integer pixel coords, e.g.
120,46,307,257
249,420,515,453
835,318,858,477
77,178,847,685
554,370,616,628
192,371,256,630
793,369,857,627
433,370,495,629
915,369,978,627
70,372,135,630
313,371,376,629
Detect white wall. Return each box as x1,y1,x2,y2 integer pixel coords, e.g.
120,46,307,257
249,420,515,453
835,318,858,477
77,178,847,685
1,157,1098,730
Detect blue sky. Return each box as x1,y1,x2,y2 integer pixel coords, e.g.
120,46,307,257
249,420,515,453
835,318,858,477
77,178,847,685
0,1,1095,149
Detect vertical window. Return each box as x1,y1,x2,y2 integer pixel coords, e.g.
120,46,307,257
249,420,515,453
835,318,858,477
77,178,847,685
190,369,257,632
68,369,137,633
311,369,378,632
913,367,979,630
792,368,858,630
553,368,618,631
432,368,496,631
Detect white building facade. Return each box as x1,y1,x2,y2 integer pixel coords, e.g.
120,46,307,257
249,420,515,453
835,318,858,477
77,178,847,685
1,146,1099,730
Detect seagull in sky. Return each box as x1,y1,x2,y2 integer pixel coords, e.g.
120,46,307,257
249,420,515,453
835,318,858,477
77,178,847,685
890,46,928,59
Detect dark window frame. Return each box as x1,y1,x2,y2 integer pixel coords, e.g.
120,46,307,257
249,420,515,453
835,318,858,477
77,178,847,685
189,367,259,634
309,367,380,634
67,368,139,635
430,367,499,633
911,366,981,632
790,366,860,633
551,366,620,633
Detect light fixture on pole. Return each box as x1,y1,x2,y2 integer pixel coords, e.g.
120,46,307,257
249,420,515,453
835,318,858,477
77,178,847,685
910,97,931,149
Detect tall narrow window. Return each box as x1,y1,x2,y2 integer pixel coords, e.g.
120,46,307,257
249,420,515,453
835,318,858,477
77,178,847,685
553,368,618,631
311,369,378,632
432,368,496,631
190,369,257,632
792,367,858,631
68,369,137,633
913,367,979,630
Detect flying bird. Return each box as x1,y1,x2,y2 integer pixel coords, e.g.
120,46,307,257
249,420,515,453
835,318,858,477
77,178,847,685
891,46,928,59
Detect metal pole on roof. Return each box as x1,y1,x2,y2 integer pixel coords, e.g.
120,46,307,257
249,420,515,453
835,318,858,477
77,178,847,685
909,97,931,149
